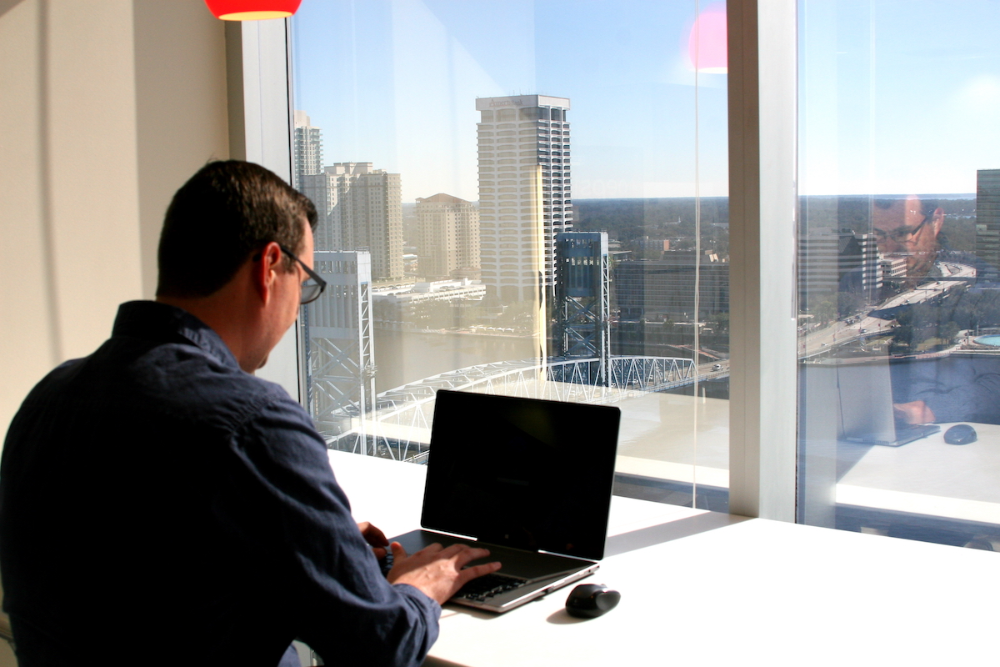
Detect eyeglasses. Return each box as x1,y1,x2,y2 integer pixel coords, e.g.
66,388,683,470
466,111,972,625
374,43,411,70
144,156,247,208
278,244,327,305
873,215,930,242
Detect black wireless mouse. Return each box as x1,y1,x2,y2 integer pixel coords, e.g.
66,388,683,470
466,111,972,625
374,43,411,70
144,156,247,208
565,583,621,618
944,423,977,445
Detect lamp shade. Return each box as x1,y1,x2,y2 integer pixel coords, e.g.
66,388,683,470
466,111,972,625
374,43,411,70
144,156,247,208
204,0,301,21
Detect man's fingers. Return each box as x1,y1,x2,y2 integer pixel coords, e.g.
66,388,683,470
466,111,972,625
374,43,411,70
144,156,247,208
452,546,493,567
357,521,389,549
390,541,409,560
458,560,503,585
366,524,388,547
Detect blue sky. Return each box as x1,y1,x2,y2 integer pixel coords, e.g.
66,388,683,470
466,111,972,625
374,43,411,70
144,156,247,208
291,0,1000,202
800,0,1000,196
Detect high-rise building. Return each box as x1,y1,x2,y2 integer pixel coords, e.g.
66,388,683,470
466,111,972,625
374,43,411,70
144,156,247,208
798,230,883,310
975,169,1000,279
292,110,323,190
614,252,730,322
301,162,404,282
415,193,480,280
476,95,572,302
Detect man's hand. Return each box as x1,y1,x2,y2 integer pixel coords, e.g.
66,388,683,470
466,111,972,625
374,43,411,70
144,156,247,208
357,521,390,560
387,542,502,605
894,400,936,425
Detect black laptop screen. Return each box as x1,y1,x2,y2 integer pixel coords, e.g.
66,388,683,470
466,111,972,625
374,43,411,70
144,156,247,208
421,390,620,561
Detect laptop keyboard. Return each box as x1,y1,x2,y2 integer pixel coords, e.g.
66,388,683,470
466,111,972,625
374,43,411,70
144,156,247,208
454,573,527,602
383,551,526,602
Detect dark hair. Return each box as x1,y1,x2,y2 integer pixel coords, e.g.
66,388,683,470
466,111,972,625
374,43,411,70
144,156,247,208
156,160,318,298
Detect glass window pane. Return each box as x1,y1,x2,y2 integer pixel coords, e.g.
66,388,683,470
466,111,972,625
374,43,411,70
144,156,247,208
797,0,1000,547
291,0,729,510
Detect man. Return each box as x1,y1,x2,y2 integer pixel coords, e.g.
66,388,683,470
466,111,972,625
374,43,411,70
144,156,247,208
0,161,499,666
870,195,947,423
867,194,1000,426
872,194,946,285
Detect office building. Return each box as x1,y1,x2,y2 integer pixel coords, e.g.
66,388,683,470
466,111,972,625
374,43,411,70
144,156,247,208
976,169,1000,279
614,252,730,322
292,110,323,190
476,95,572,302
415,193,481,280
301,163,404,282
799,230,883,310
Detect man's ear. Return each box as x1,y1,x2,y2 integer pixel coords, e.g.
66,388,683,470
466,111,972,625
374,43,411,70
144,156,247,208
253,242,282,305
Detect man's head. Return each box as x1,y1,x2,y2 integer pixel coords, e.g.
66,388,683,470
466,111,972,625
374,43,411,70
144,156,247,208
156,160,317,299
872,194,944,280
156,161,319,372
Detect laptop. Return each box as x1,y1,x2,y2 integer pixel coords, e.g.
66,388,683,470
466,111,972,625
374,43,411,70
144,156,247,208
389,389,621,613
837,361,940,446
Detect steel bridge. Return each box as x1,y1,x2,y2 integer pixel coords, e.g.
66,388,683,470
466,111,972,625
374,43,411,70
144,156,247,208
324,355,701,461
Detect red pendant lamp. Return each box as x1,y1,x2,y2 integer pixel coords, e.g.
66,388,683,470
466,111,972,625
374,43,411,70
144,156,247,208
204,0,301,21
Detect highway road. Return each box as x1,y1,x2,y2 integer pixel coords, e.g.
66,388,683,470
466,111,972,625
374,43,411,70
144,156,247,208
799,262,975,358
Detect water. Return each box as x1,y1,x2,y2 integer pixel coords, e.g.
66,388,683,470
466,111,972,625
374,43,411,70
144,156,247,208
373,330,538,394
975,335,1000,347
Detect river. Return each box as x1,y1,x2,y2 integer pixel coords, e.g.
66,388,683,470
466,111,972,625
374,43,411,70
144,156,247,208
372,329,541,394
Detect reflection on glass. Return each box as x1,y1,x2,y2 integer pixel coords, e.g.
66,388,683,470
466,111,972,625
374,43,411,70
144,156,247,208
798,1,1000,548
291,0,729,511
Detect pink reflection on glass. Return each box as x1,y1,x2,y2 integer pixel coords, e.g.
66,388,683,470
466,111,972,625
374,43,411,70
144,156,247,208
687,4,727,73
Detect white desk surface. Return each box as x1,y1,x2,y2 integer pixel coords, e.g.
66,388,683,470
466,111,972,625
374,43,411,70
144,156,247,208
837,422,1000,523
329,450,1000,667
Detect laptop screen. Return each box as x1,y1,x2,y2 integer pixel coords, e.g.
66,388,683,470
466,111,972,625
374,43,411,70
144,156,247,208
422,390,620,561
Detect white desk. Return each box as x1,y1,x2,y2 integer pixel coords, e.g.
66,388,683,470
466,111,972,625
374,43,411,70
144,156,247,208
330,450,1000,667
837,423,1000,525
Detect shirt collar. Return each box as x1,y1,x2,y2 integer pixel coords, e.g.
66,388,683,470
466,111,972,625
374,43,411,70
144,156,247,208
112,300,241,371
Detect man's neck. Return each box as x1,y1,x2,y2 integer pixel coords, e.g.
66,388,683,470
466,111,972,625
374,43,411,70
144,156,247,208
156,291,260,373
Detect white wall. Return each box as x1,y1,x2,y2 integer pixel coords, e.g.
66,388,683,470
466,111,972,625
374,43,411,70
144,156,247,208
0,0,229,441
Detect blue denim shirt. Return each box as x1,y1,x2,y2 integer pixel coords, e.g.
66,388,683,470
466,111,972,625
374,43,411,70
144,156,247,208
0,301,439,666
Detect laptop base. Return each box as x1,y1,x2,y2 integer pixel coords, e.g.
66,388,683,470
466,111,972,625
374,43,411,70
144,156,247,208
845,423,941,446
390,529,599,613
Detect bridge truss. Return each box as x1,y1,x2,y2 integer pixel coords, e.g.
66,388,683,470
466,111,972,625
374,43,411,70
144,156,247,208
324,355,698,461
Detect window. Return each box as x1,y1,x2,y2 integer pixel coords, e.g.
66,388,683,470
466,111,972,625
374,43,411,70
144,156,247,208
289,0,730,511
796,0,1000,548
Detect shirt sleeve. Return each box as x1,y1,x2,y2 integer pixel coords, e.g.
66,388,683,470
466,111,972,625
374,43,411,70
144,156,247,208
233,392,441,667
904,359,1000,424
918,372,1000,424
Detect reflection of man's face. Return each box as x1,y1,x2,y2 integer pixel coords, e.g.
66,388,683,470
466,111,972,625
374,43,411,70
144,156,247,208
872,194,943,280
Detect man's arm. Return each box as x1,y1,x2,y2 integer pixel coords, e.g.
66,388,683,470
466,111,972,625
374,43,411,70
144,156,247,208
237,394,498,666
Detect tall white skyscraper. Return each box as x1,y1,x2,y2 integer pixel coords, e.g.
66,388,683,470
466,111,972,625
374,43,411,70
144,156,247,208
293,110,323,190
301,163,403,282
475,95,572,302
415,193,480,280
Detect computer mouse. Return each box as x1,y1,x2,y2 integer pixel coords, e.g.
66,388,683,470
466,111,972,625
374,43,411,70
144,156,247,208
944,423,977,445
565,583,620,618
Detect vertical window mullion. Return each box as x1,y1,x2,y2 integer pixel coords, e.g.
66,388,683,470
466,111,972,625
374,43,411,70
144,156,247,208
727,0,798,520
